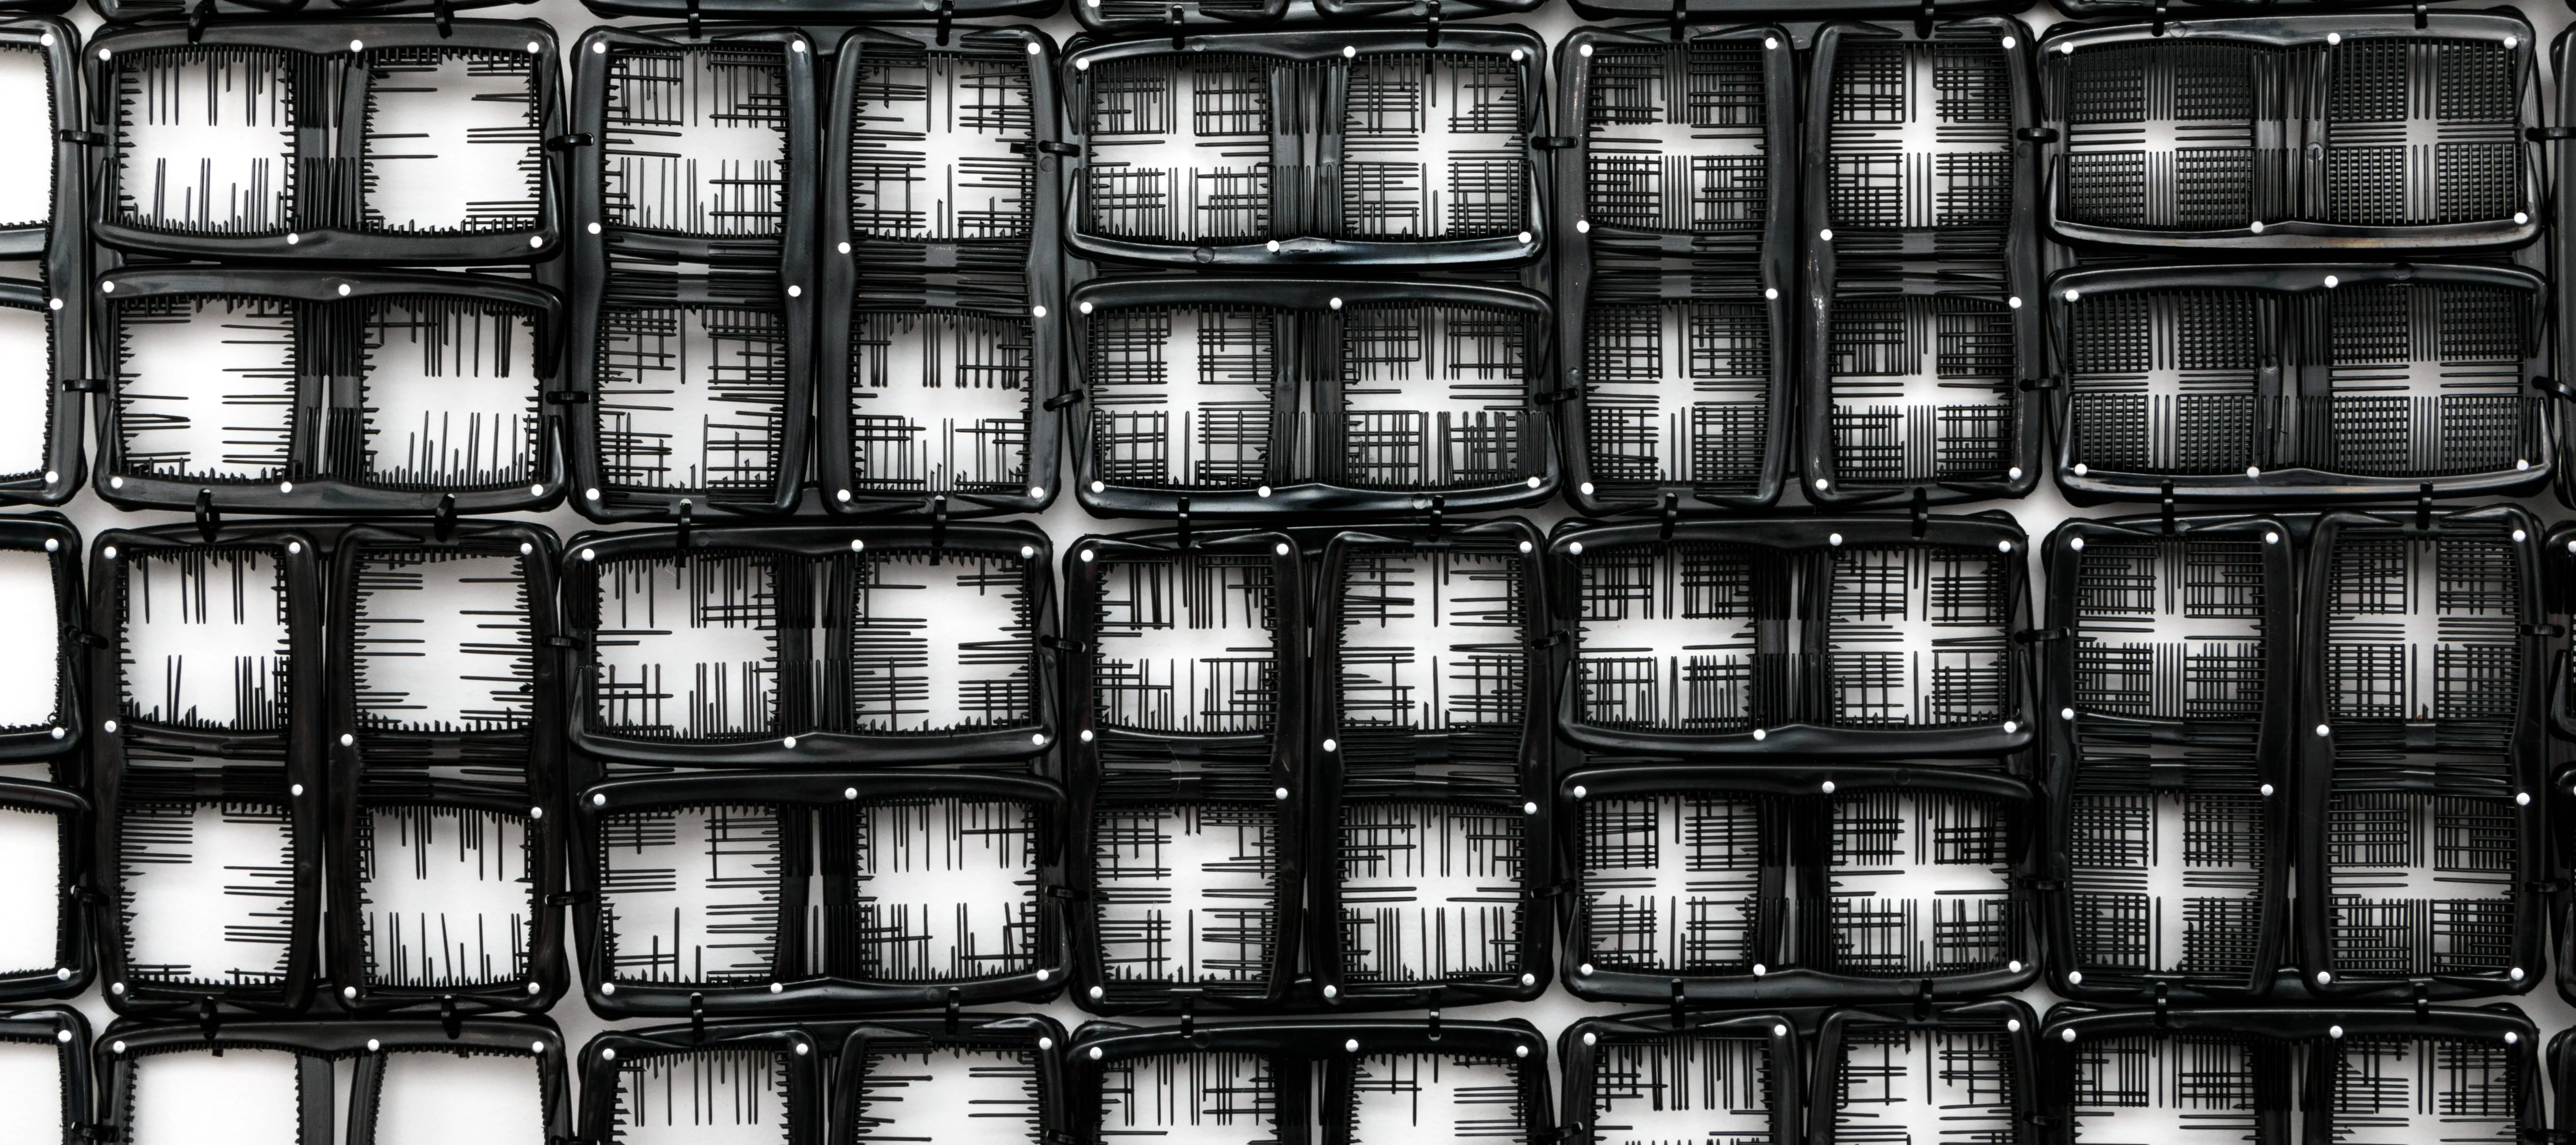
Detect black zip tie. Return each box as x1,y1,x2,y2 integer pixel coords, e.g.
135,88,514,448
544,135,594,153
2152,983,2170,1027
1527,631,1568,651
432,0,453,37
673,500,693,569
194,489,219,544
186,0,209,43
1910,487,1930,539
1174,496,1191,551
1424,0,1439,48
2016,376,2058,392
1668,978,1687,1029
63,625,106,650
62,379,104,394
544,635,584,650
2013,127,2059,143
928,494,949,563
1657,492,1678,543
1426,1006,1441,1039
432,494,459,542
1671,0,1687,38
1037,141,1081,157
197,996,220,1046
2533,375,2576,401
2012,627,2069,645
2415,484,2436,533
1167,4,1185,50
56,130,103,146
690,992,707,1042
1043,388,1086,412
2529,127,2576,142
441,994,461,1039
544,890,588,906
1916,0,1933,40
936,0,954,44
945,987,962,1032
1527,136,1578,152
1038,635,1089,654
685,0,701,38
2159,481,2177,536
1420,494,1446,547
2414,1,2428,29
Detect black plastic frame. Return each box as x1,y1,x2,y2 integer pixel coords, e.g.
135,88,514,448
1552,24,1796,516
819,24,1063,522
1308,518,1552,1009
1059,29,1550,270
92,267,567,516
0,514,94,1000
1556,1008,1800,1145
1801,16,2045,510
85,22,564,263
98,1016,573,1143
1546,513,2035,759
560,521,1057,768
577,1023,824,1145
1063,526,1307,1015
326,520,564,1018
2037,13,2544,251
1068,277,1558,518
2037,512,2296,1004
2048,262,2554,504
0,18,84,508
0,1008,87,1138
1557,762,2042,1004
0,512,85,759
565,24,817,524
827,1014,1068,1145
2297,503,2548,1002
89,522,324,1019
571,770,1067,1018
2037,1003,2544,1145
1068,1017,1554,1145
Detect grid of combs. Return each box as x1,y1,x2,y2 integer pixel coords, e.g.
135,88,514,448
2048,22,2532,242
2058,270,2544,496
828,32,1050,513
1563,31,1787,511
2052,520,2286,1000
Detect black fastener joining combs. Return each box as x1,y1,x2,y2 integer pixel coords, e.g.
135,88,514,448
2039,513,2296,1005
819,26,1065,522
1554,24,1797,516
1801,18,2045,510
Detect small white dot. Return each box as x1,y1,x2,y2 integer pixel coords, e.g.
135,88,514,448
1322,738,1338,752
2323,276,2338,289
2512,967,2528,981
531,485,545,497
1518,541,1532,554
1829,533,1843,546
1816,478,1830,491
1323,985,1339,999
530,236,544,249
2505,35,2520,49
1088,986,1104,1000
2328,32,2343,44
2000,36,2016,48
1026,42,1042,55
1038,1037,1054,1049
850,539,866,553
339,734,353,747
1275,786,1290,800
2316,970,2333,984
2261,783,2276,797
37,34,49,46
1329,298,1344,310
286,234,299,246
1080,730,1095,742
601,983,615,995
601,1048,616,1061
2517,791,2531,805
835,489,852,503
1032,733,1047,746
2074,463,2090,476
784,736,798,749
2008,960,2022,972
1572,786,1587,800
1514,1044,1529,1057
97,48,108,60
2061,1029,2076,1043
1765,287,1779,300
279,481,294,494
1579,482,1595,496
98,282,111,294
1079,301,1095,315
1582,1032,1597,1045
345,986,359,1000
790,39,807,51
1526,476,1542,489
591,793,606,807
1579,44,1593,57
2246,466,2262,479
2007,1019,2021,1032
1266,240,1281,253
41,538,55,551
290,783,304,797
2329,1025,2344,1039
1576,220,1590,234
1570,542,1584,556
350,39,364,51
2516,212,2531,225
1523,802,1537,814
1343,45,1356,57
786,285,802,298
794,1043,809,1056
1274,543,1290,556
1079,549,1095,563
1752,963,1768,976
45,299,57,311
1998,540,2013,553
2517,459,2531,471
529,41,543,53
1819,228,1834,242
1751,728,1766,741
1516,231,1532,244
337,284,352,297
2249,221,2265,234
2004,720,2018,734
1030,486,1045,499
1509,48,1524,61
2266,532,2280,545
1764,37,1779,49
580,548,595,561
2064,290,2081,303
2069,537,2085,552
1021,546,1036,559
1076,58,1090,70
2316,724,2331,737
1256,485,1272,498
2507,1032,2522,1044
2061,708,2075,721
1033,305,1047,318
1820,781,1836,794
103,720,116,733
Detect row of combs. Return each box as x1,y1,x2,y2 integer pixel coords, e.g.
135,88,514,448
0,1002,2567,1145
0,13,2560,524
0,503,2555,1025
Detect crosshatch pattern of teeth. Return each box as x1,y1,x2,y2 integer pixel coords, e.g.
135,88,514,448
2326,1034,2522,1144
1333,546,1529,790
594,304,793,496
1576,793,1765,974
1344,1052,1529,1142
117,548,292,732
116,793,298,987
852,1045,1046,1145
610,1048,792,1144
1080,54,1279,244
1092,804,1281,995
844,798,1045,982
1579,291,1772,494
1826,292,2016,487
1096,1050,1281,1145
110,294,548,491
1583,42,1767,234
1824,544,2012,728
2068,1031,2264,1143
603,45,791,238
588,547,1039,739
352,548,537,733
359,48,547,235
1823,791,2017,977
2063,536,2271,986
1587,1034,1775,1145
1090,551,1277,734
2319,526,2526,980
847,309,1034,495
596,804,789,988
2058,37,2523,231
2063,282,2537,479
358,806,538,989
1575,541,1769,733
1084,302,1541,494
1826,39,2014,232
111,47,306,236
1336,802,1525,983
1825,1022,2021,1145
846,45,1036,242
1337,54,1529,241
